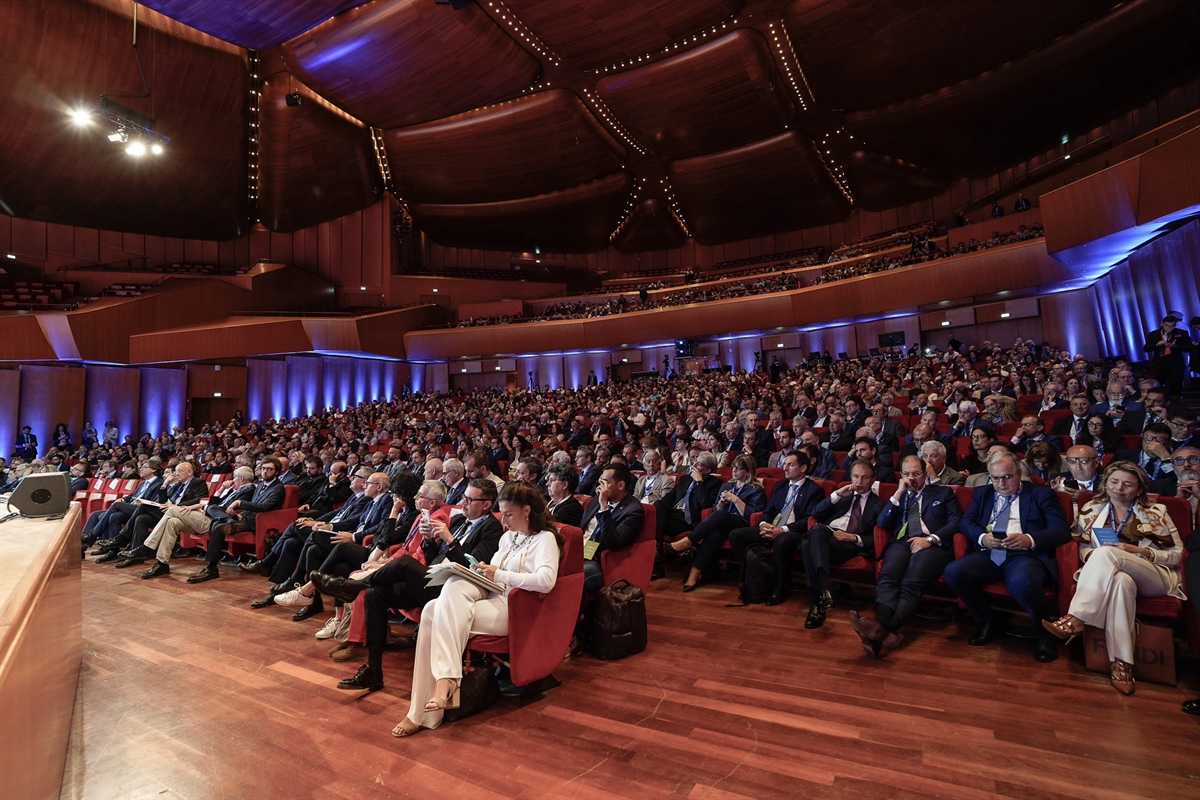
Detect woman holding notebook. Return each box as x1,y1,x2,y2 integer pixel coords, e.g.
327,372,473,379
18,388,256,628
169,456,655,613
393,481,561,737
1042,461,1185,694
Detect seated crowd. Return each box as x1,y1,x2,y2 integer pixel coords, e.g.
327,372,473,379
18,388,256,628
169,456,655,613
12,334,1200,730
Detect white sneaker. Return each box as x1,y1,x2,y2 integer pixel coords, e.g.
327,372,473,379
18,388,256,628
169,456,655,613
315,616,340,639
275,586,314,607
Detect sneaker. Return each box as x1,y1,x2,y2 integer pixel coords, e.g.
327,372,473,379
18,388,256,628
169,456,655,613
274,586,314,607
332,609,353,643
315,616,340,640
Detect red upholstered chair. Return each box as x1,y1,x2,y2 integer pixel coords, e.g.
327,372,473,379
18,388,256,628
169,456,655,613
829,469,845,483
756,467,784,481
194,484,302,559
87,477,128,516
468,524,584,687
206,474,224,496
600,502,656,593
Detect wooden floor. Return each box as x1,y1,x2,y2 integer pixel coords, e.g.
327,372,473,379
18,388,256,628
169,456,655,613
59,560,1200,800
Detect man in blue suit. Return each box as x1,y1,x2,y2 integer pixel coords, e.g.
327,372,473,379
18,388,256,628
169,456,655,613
944,450,1070,662
188,457,287,583
850,455,962,658
728,451,825,606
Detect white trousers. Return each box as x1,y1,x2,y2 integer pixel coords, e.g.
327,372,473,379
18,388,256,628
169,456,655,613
405,575,508,729
144,506,210,563
1067,547,1177,665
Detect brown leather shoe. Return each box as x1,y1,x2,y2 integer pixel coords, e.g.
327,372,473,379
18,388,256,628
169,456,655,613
1110,659,1135,695
330,643,368,662
328,640,352,655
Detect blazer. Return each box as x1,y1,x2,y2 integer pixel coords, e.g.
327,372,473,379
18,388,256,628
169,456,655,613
807,448,839,479
960,483,1070,576
168,477,209,507
444,479,468,506
709,479,767,523
351,493,395,545
238,479,287,527
306,475,353,516
578,494,646,560
577,464,601,496
657,473,723,524
810,489,886,556
761,478,826,534
126,475,164,503
548,495,584,527
1050,414,1090,437
633,472,675,504
423,513,504,568
875,483,962,549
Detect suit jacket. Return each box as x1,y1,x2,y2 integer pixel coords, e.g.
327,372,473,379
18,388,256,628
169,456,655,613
839,453,896,482
567,429,592,448
351,493,394,545
875,483,962,549
633,472,675,504
761,478,825,534
125,475,164,503
810,489,886,556
169,477,209,507
321,491,373,530
658,473,723,524
548,495,584,527
1089,399,1142,416
960,483,1070,576
822,430,856,453
1010,433,1064,454
927,464,966,487
295,473,329,507
444,479,468,506
238,479,286,527
1050,414,1090,437
579,494,646,561
307,475,353,516
422,513,503,568
577,464,601,497
1115,409,1161,435
709,480,767,522
1115,448,1173,484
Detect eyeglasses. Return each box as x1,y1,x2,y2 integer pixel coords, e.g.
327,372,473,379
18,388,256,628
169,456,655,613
463,495,488,503
988,474,1018,482
1171,456,1200,466
1064,457,1096,465
1142,435,1170,443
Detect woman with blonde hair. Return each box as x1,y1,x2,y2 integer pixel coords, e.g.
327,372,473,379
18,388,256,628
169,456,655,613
392,481,561,737
1042,461,1185,694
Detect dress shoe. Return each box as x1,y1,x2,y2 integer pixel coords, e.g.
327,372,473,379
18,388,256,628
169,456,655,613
187,565,219,584
1034,634,1059,663
878,631,904,658
849,611,885,658
337,664,383,692
650,566,665,581
681,580,701,593
118,548,139,559
1110,659,1135,695
804,604,827,629
271,579,295,594
95,550,121,564
292,602,324,622
764,590,789,607
171,546,193,559
239,559,273,576
818,590,835,610
968,616,1003,646
93,538,117,551
331,643,368,662
1181,699,1200,716
312,572,368,603
250,592,278,609
140,560,170,579
114,556,147,569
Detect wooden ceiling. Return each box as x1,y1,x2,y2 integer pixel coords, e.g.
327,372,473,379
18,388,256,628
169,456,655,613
1,0,1196,250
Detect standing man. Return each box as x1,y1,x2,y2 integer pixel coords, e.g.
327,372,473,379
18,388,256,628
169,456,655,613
14,426,38,461
850,455,962,658
944,451,1070,662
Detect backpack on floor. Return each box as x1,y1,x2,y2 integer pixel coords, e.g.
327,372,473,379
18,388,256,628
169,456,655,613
734,543,777,605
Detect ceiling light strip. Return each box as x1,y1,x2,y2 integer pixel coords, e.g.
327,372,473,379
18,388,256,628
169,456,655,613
484,1,560,66
370,127,394,193
580,89,647,155
248,49,261,220
591,16,740,75
767,23,814,111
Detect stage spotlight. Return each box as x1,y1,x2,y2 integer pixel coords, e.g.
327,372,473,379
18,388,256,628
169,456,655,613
69,108,93,126
108,130,125,142
126,140,147,157
150,143,164,155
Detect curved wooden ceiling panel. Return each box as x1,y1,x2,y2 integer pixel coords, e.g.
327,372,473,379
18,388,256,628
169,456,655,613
136,0,368,50
610,199,690,253
844,0,1200,174
258,76,380,232
839,150,950,212
667,132,852,245
505,0,741,71
596,30,793,160
282,0,541,129
783,0,1118,111
385,90,626,204
0,0,246,240
410,172,632,252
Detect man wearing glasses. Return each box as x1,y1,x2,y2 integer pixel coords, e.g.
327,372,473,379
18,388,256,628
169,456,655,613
945,451,1070,663
1050,445,1102,498
1152,446,1200,497
1164,405,1199,451
1115,423,1175,484
850,455,961,658
188,456,286,584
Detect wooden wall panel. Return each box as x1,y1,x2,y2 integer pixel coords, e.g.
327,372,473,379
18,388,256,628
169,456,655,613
18,365,86,452
83,366,142,455
186,364,248,402
139,368,188,438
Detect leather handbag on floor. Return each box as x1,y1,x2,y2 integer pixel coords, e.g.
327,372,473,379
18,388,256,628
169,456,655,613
586,579,647,660
444,650,501,722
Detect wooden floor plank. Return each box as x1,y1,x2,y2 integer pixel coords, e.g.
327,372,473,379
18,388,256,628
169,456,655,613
58,561,1200,799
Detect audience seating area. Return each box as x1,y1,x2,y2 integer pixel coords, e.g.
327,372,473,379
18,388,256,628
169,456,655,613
0,279,80,310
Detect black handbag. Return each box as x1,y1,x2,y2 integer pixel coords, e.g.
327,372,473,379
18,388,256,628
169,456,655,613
586,579,647,660
443,649,501,722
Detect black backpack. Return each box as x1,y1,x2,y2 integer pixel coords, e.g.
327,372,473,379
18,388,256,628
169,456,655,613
735,543,777,605
587,579,648,660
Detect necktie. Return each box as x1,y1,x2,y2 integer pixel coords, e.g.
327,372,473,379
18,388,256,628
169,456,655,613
991,496,1013,565
777,483,800,527
678,481,697,525
1073,417,1083,437
897,493,921,539
1145,456,1159,475
847,493,863,534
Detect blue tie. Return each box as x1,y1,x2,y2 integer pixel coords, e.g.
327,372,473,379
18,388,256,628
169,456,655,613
991,496,1013,565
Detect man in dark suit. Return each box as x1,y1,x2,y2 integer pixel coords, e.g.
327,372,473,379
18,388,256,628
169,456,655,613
1049,445,1101,499
295,460,351,519
651,452,722,579
728,451,825,605
1050,394,1093,444
316,479,504,692
1164,404,1199,451
83,458,164,547
112,460,209,561
850,455,962,658
945,451,1070,662
566,419,592,449
575,447,600,496
821,412,856,453
1115,423,1175,488
243,466,373,587
839,437,896,482
863,415,899,454
578,464,646,594
188,456,287,583
442,458,468,506
14,426,37,461
1008,415,1063,454
546,463,584,527
1115,388,1168,435
801,459,884,628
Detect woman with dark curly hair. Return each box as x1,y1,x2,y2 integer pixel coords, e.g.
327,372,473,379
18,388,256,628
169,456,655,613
1076,413,1121,459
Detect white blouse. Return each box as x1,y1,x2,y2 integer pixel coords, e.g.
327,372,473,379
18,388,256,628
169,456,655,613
491,529,560,596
